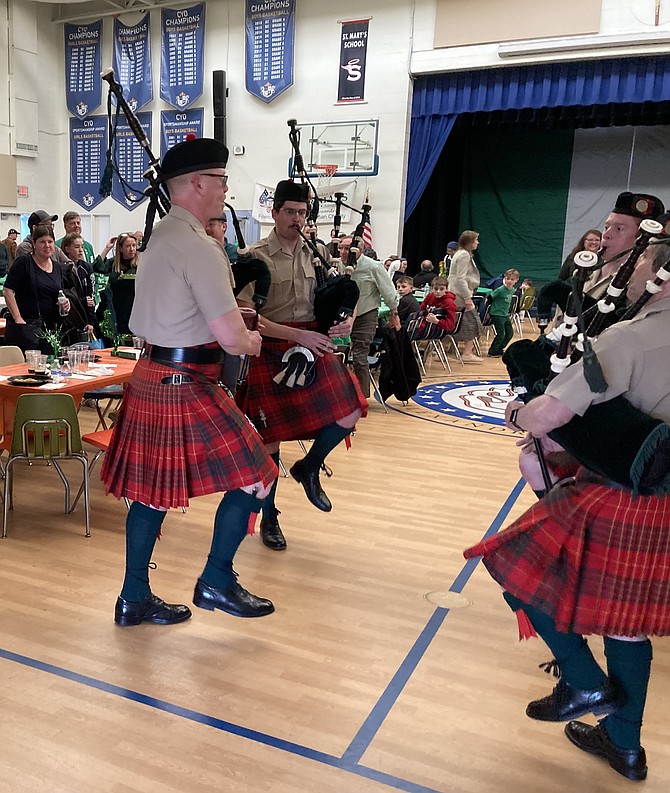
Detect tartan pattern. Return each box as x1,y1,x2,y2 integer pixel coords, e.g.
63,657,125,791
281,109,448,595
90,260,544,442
464,468,670,637
236,327,367,444
101,350,277,509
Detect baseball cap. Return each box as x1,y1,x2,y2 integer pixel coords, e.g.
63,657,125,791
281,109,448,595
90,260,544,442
28,210,58,229
7,228,19,235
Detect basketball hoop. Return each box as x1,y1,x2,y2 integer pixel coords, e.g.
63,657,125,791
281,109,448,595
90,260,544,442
312,163,338,196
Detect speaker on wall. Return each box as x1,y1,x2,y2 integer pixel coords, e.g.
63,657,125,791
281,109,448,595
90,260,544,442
214,116,226,147
213,70,227,143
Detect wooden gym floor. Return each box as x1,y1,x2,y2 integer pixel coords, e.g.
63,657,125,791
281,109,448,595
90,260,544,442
0,354,668,792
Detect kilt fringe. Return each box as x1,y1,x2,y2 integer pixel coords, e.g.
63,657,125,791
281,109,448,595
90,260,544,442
465,469,670,637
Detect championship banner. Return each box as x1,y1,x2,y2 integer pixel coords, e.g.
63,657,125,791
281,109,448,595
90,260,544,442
111,112,152,210
64,21,102,119
245,0,295,103
251,181,356,224
160,4,206,109
112,14,152,112
337,19,369,103
69,115,108,211
160,108,204,159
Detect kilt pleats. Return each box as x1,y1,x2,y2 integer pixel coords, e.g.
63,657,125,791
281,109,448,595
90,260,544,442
101,352,277,508
464,469,670,637
237,329,367,444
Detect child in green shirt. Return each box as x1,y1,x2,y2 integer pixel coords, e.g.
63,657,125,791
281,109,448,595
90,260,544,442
488,268,520,357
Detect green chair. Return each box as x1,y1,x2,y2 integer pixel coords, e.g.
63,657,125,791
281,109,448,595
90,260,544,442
3,393,90,539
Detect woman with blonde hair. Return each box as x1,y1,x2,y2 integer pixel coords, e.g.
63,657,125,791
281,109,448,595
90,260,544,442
447,229,483,363
93,232,140,336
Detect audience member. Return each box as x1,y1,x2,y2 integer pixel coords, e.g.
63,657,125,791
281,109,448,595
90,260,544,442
61,232,96,333
342,235,400,399
3,224,74,353
558,229,602,282
205,215,239,263
1,228,18,270
418,276,457,335
16,211,73,266
396,275,421,326
56,211,95,264
448,230,483,363
442,240,459,276
487,268,520,357
391,258,408,284
413,260,436,289
93,232,139,336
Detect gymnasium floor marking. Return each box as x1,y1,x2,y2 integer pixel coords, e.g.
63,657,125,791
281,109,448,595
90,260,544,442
381,378,519,437
0,479,526,793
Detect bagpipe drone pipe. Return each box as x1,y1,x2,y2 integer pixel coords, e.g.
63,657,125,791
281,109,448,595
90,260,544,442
100,68,272,317
502,226,670,495
286,119,359,336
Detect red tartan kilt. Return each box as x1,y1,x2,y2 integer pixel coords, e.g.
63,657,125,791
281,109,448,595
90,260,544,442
100,351,277,509
464,469,670,637
236,328,367,444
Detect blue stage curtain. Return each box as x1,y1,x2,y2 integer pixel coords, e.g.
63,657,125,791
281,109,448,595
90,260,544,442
405,56,670,220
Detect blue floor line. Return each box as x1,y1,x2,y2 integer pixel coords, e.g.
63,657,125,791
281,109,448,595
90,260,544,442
340,477,526,766
0,478,526,793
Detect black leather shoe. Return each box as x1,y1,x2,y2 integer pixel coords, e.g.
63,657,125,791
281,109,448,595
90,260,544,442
290,458,332,512
565,721,647,781
526,677,622,722
114,594,192,626
193,578,275,618
260,515,287,550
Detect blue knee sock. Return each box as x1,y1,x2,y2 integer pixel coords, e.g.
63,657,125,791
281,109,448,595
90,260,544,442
121,502,167,602
201,490,263,589
602,637,653,750
262,451,281,520
303,422,352,469
503,592,606,689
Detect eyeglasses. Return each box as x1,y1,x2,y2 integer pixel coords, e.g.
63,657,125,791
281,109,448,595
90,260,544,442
279,208,308,218
200,173,229,187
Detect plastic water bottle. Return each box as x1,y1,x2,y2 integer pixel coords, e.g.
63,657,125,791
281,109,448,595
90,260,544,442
57,290,69,316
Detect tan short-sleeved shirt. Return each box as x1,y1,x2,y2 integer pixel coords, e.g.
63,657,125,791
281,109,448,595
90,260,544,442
238,229,329,323
129,205,237,347
546,296,670,423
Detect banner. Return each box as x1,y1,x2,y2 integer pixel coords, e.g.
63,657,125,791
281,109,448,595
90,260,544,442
245,0,295,103
337,19,369,103
64,21,102,119
111,112,152,210
251,181,356,225
112,14,152,111
69,116,108,211
160,108,204,159
160,4,206,109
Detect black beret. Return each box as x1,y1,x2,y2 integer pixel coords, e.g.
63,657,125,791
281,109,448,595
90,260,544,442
161,137,229,180
613,192,665,220
273,179,310,205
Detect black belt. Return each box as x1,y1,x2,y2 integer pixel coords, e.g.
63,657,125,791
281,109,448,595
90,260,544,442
146,345,225,365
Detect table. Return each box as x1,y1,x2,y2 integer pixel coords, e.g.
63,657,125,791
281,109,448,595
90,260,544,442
0,349,137,447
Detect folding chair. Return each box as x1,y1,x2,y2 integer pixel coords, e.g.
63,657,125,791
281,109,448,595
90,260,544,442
3,393,90,538
516,288,537,334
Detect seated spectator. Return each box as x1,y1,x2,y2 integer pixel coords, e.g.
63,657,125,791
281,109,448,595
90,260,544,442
558,229,601,282
488,268,520,357
396,275,421,325
391,258,408,284
413,260,436,289
417,276,457,335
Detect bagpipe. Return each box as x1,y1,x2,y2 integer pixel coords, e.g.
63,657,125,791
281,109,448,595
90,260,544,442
100,68,271,316
502,220,670,495
286,119,360,335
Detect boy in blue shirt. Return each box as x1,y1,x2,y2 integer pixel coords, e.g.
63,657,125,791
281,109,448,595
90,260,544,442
487,268,520,357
